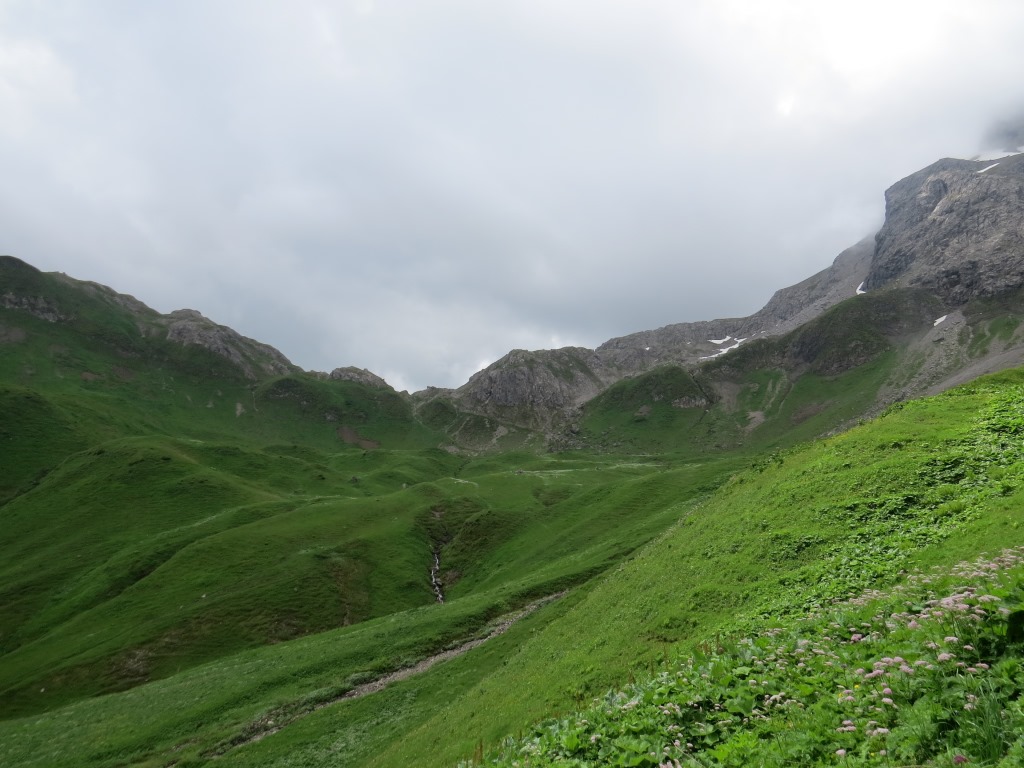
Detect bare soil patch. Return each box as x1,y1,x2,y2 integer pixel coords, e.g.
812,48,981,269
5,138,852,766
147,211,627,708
337,425,380,449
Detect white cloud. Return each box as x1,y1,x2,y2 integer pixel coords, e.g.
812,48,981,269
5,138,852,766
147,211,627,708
0,37,76,138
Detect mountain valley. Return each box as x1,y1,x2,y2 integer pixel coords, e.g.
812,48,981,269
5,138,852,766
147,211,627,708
3,151,1024,767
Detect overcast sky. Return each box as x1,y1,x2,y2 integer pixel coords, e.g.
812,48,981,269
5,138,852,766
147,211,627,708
2,1,1023,391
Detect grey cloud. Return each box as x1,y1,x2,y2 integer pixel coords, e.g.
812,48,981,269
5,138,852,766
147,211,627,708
983,113,1024,151
3,1,1024,390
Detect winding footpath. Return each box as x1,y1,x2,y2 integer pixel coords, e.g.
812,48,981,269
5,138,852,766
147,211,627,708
213,590,567,756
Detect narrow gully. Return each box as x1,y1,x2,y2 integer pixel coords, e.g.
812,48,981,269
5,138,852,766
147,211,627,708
430,550,445,603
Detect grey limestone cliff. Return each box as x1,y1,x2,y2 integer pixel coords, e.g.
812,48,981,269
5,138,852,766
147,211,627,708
864,154,1024,302
740,236,875,336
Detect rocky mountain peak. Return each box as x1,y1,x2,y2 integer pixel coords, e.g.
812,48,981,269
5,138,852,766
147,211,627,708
161,309,295,380
864,153,1024,302
453,346,622,429
328,366,393,390
439,152,1024,434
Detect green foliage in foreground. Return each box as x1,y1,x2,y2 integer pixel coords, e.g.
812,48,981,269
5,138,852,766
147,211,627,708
478,549,1024,767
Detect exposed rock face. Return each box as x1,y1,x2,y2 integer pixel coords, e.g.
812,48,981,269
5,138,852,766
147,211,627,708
0,293,69,323
329,366,392,390
454,347,623,429
740,236,874,336
6,151,1024,438
162,309,295,380
453,236,875,430
448,154,1024,432
596,319,746,370
864,154,1024,302
598,236,875,369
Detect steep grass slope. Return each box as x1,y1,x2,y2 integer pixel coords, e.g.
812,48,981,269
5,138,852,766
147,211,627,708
2,368,1023,766
0,455,739,767
5,255,1024,768
360,367,1024,767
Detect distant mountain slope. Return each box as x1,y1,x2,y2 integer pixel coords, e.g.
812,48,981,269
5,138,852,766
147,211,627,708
3,153,1024,768
436,238,875,442
437,154,1024,444
4,153,1024,456
1,255,297,380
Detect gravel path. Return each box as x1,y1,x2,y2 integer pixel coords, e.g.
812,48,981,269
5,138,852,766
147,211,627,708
215,591,567,755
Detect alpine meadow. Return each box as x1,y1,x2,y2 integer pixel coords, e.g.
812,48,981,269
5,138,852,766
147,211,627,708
4,150,1024,768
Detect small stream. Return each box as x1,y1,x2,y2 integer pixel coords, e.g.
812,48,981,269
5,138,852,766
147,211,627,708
430,550,445,603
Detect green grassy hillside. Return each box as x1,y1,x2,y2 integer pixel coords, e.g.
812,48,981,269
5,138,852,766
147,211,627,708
5,258,1024,768
362,368,1024,767
2,364,1024,766
1,287,744,723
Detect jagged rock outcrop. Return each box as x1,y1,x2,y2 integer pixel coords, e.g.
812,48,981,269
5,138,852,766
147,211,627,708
0,293,69,323
161,309,296,380
596,319,745,370
446,153,1024,433
453,347,623,430
329,366,392,390
740,236,875,336
452,235,875,431
6,150,1024,442
598,236,875,369
864,154,1024,302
